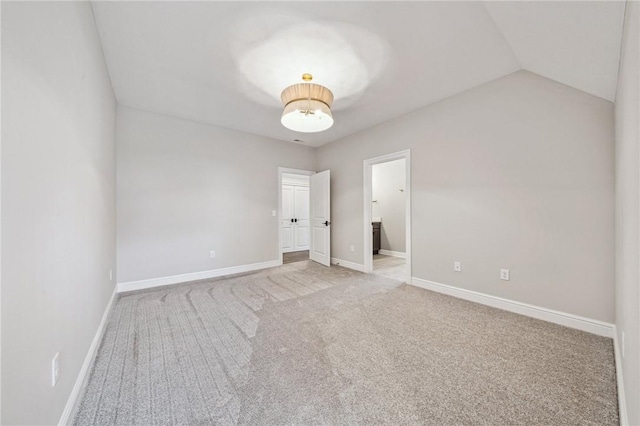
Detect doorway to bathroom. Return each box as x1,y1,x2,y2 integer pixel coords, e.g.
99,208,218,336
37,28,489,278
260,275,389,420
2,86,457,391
363,150,411,282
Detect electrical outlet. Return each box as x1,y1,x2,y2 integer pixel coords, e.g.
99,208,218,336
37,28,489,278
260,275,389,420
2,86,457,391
109,269,113,281
500,269,510,281
350,245,355,252
622,331,625,358
454,261,461,272
272,210,276,217
52,353,60,387
210,251,216,258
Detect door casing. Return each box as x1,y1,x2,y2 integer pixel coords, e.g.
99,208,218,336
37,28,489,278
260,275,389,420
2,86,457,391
363,150,411,282
277,167,315,263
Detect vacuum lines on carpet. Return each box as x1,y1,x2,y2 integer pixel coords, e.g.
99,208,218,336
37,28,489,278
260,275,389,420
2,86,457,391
73,261,618,425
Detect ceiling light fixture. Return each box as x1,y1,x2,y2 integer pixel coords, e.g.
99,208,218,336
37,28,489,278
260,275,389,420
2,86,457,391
280,74,334,133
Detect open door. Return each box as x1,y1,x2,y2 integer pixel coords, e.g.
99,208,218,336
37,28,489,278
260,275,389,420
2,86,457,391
309,170,331,266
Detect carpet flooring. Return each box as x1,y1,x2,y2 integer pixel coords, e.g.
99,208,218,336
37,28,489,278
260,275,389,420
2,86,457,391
74,260,618,425
282,250,309,264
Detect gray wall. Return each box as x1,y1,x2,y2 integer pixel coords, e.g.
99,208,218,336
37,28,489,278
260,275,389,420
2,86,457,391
372,159,406,253
318,70,614,323
1,2,117,424
614,1,639,423
116,107,316,284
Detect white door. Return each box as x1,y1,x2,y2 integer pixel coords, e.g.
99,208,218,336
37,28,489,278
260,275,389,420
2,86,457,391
294,186,310,250
281,186,295,252
309,170,331,266
282,184,310,253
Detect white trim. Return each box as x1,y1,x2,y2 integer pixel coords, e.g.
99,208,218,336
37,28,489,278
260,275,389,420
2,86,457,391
410,277,614,338
117,260,282,293
330,257,366,273
378,249,406,258
282,181,309,188
363,150,411,283
58,286,118,426
613,326,629,426
282,176,310,188
277,167,315,264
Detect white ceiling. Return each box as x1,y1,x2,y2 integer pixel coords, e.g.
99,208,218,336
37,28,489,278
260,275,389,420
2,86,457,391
483,1,625,102
91,1,625,147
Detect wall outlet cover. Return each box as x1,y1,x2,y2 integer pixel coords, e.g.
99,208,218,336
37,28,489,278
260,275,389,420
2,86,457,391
500,269,510,281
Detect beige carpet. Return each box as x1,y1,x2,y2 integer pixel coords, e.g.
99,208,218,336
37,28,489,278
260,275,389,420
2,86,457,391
73,260,618,425
282,250,309,264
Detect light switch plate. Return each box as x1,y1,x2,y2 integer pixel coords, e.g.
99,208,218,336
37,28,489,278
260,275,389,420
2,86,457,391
52,352,60,387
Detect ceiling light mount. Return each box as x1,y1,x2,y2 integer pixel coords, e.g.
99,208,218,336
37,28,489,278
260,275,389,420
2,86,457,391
280,74,334,133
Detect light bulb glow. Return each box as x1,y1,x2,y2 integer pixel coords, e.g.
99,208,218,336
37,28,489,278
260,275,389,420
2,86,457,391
281,99,333,133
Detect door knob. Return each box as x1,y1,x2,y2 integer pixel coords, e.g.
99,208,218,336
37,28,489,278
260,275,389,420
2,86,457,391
323,221,331,226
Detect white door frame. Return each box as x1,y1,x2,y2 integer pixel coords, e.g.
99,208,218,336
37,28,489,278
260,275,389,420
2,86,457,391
363,150,411,282
278,167,315,264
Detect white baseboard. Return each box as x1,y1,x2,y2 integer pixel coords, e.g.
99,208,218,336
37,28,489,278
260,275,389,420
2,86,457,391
613,326,629,425
117,259,282,293
378,249,406,258
331,257,366,272
58,286,118,426
410,277,614,338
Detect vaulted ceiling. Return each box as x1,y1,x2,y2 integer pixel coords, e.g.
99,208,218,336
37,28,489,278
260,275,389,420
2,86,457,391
91,1,626,147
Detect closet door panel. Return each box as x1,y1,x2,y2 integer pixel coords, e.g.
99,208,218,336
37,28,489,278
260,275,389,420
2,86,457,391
294,186,310,250
281,185,295,252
